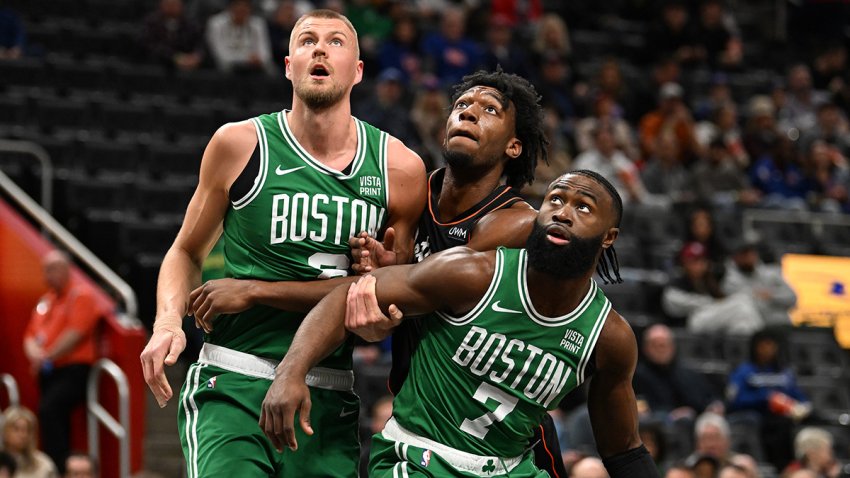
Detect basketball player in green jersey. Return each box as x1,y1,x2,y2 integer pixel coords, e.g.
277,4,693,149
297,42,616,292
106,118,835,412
139,9,426,477
261,171,660,477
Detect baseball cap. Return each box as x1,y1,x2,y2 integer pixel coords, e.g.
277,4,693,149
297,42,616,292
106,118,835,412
680,241,708,262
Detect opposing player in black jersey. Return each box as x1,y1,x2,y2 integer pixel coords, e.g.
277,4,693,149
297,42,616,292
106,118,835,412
348,70,569,477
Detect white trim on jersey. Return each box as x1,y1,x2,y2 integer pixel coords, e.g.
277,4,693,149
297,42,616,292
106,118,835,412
380,131,390,209
277,110,368,179
231,117,269,210
517,249,598,327
576,299,611,384
436,248,505,326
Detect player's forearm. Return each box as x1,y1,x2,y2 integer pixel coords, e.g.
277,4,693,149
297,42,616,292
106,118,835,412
155,246,203,329
252,276,358,313
275,284,349,378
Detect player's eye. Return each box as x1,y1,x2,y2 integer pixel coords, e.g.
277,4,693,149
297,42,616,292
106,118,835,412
303,38,315,45
577,203,591,213
484,105,498,114
331,39,343,46
455,101,468,109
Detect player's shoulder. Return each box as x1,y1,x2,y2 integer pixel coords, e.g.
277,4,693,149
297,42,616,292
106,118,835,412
385,135,426,172
595,308,638,372
210,120,257,150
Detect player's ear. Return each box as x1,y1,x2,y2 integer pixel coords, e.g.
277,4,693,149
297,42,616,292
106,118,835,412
353,60,364,85
284,56,292,80
601,227,619,249
505,137,522,159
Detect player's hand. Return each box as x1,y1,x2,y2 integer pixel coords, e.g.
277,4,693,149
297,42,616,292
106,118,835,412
349,228,398,274
344,275,403,342
189,279,257,333
260,371,313,452
140,324,186,408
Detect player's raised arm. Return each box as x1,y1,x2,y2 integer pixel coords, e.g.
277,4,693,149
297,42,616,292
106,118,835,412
259,247,492,451
587,310,660,478
140,121,256,407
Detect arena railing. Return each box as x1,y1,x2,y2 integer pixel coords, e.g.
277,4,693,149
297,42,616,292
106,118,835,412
0,373,20,410
87,358,130,478
0,139,53,214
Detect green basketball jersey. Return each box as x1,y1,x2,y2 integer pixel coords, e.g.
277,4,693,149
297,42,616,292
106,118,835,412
393,247,612,457
209,111,391,369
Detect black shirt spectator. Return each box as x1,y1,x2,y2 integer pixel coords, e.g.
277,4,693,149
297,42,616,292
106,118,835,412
142,0,204,70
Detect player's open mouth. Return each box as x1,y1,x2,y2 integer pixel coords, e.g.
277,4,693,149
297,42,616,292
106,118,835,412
546,226,570,245
310,64,330,78
449,129,478,142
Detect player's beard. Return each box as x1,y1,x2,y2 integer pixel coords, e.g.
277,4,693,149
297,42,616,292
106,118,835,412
525,221,603,279
295,79,347,110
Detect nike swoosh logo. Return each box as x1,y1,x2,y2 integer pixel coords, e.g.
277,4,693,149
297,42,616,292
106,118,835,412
491,301,522,314
275,165,305,176
339,408,357,418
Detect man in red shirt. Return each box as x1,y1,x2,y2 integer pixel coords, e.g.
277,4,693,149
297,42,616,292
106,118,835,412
23,251,102,473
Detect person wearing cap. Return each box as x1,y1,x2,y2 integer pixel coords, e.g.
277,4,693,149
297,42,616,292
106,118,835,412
662,241,762,334
721,235,796,326
355,67,420,149
639,82,700,164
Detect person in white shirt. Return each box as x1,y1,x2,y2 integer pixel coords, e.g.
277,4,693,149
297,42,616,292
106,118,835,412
206,0,275,75
573,121,646,204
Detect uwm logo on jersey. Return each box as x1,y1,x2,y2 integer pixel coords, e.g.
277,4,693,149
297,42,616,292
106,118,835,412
452,325,573,409
270,193,386,245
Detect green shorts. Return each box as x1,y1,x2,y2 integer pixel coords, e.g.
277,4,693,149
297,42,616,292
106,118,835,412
178,360,360,477
369,418,546,478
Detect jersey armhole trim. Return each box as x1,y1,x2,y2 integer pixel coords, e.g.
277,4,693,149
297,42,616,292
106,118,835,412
575,298,611,385
380,131,390,208
436,248,504,326
232,117,268,210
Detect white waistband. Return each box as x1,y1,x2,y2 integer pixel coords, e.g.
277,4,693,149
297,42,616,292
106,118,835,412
381,417,523,477
198,343,354,392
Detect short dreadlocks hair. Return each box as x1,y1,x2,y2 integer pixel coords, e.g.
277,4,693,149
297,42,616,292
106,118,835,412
567,169,624,284
451,69,549,189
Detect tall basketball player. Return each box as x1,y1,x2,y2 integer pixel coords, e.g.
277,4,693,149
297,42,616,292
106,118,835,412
139,9,426,477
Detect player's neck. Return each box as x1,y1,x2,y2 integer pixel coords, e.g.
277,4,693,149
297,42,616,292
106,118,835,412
287,101,355,164
437,165,504,219
525,268,594,317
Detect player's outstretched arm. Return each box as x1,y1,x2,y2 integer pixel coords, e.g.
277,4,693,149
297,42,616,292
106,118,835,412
141,121,255,407
587,311,660,477
259,247,492,451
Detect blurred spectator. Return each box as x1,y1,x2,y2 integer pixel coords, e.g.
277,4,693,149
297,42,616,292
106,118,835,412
573,121,646,204
569,456,609,478
206,0,275,75
524,106,573,206
355,68,419,149
694,0,742,70
693,73,734,122
801,103,850,157
535,52,577,123
810,44,846,94
749,136,811,211
359,395,393,478
345,0,392,59
267,0,299,71
531,13,572,67
63,453,96,478
721,235,796,326
782,427,842,478
0,451,15,478
421,7,482,87
187,0,229,25
23,251,102,472
778,64,829,135
633,325,722,422
410,77,449,170
727,329,810,470
575,93,639,161
639,82,700,164
641,133,696,206
481,14,528,75
743,95,780,162
1,407,57,478
592,59,639,124
692,139,760,209
378,14,422,85
142,0,204,71
719,464,751,478
665,464,697,478
684,206,728,268
489,0,542,27
696,101,750,168
787,471,820,478
689,412,735,465
662,241,762,334
635,58,682,120
804,139,850,213
639,421,668,471
0,6,25,60
730,453,762,478
646,2,700,66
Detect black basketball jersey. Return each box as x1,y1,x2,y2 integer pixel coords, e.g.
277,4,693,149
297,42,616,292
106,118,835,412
391,167,524,393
